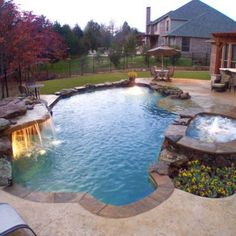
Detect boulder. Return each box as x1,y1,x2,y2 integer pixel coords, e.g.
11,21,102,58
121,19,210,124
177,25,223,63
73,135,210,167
173,118,191,126
171,92,191,100
59,88,77,98
0,118,10,131
0,98,27,119
180,92,191,100
156,160,170,175
85,84,96,89
0,137,11,155
27,104,34,110
0,157,12,186
151,84,183,97
23,97,34,105
119,79,130,87
104,82,113,87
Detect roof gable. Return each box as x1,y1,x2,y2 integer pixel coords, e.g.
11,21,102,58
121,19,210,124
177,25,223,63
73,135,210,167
168,0,212,20
151,0,211,24
168,5,236,38
150,0,236,38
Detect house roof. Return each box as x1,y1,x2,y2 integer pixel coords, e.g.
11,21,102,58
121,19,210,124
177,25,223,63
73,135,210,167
169,11,236,38
150,0,236,38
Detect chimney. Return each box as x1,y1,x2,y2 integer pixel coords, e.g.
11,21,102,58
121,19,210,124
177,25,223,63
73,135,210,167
146,7,151,34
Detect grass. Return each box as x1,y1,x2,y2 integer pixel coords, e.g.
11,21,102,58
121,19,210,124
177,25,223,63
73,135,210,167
40,72,128,94
137,70,210,80
40,70,210,94
46,56,194,74
174,71,210,80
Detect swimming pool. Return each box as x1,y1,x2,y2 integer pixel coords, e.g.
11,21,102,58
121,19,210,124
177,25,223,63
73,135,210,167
13,86,176,205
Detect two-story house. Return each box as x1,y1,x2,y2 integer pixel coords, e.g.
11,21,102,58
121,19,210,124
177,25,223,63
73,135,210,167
146,0,236,60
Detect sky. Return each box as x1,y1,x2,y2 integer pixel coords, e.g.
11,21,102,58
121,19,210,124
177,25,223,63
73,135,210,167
14,0,236,32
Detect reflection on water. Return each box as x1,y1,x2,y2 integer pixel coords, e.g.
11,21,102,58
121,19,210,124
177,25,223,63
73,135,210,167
12,117,61,159
13,87,176,205
186,114,236,143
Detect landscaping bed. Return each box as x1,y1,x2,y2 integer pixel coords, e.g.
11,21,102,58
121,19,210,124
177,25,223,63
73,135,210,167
172,160,236,198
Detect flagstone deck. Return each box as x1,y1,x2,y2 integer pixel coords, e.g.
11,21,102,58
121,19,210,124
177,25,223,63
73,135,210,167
1,78,236,236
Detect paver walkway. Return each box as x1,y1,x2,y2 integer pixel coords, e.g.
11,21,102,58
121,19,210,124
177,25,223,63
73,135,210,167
1,78,236,236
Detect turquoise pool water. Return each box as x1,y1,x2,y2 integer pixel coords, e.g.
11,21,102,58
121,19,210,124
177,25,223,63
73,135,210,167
13,87,176,205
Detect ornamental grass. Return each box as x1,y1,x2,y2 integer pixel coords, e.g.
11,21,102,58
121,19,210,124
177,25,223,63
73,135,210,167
173,160,236,198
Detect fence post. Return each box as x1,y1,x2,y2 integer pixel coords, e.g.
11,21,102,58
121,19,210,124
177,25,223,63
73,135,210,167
4,68,8,97
92,55,95,73
67,58,71,77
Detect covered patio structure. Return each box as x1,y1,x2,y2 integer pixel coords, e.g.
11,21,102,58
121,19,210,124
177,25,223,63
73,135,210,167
210,32,236,75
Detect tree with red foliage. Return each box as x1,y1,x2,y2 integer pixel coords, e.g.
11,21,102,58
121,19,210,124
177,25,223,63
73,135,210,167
0,0,66,98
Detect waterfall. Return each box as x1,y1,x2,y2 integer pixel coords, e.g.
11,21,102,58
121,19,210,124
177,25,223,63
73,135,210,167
12,117,58,159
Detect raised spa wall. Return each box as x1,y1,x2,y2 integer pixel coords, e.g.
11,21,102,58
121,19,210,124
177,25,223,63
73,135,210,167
156,111,236,179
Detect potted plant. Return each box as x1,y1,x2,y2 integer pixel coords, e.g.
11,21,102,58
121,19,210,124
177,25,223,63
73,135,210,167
127,71,137,85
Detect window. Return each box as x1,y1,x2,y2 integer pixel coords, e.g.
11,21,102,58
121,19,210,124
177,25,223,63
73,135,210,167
166,20,169,32
231,44,236,68
154,24,158,33
182,37,190,52
169,37,176,47
223,44,229,67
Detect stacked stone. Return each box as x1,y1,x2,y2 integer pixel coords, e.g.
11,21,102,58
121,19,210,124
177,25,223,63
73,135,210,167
0,98,28,186
54,79,130,97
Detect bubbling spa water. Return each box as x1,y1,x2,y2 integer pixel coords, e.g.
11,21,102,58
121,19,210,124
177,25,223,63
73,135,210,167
186,114,236,143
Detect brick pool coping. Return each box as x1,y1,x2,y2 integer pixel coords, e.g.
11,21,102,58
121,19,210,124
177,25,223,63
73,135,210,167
4,172,174,218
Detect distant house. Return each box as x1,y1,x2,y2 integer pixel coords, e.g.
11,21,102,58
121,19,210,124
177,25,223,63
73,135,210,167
145,0,236,61
210,32,236,74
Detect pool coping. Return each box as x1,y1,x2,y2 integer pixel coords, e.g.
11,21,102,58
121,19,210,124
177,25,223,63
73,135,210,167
4,172,174,218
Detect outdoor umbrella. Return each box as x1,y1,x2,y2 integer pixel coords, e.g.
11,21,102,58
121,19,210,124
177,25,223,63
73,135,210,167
147,46,180,69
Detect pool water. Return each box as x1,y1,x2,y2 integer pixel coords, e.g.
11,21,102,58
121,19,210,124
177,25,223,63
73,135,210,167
13,87,176,205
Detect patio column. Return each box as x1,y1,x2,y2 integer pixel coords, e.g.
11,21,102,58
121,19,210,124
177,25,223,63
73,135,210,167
227,44,232,68
221,45,225,68
214,41,222,74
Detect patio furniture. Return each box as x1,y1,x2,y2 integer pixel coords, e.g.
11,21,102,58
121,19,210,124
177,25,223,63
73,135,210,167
220,68,236,92
155,69,169,81
211,74,228,92
150,66,158,80
166,67,175,81
220,70,231,90
26,83,44,100
0,203,37,236
231,73,236,93
18,85,34,97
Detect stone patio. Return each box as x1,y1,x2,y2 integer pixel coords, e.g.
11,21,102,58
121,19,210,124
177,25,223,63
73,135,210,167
0,78,236,236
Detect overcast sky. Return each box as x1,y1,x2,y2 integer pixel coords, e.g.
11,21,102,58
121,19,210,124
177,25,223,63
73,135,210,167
14,0,235,31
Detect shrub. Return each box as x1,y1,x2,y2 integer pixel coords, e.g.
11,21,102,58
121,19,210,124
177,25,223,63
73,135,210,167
127,71,137,79
173,160,236,198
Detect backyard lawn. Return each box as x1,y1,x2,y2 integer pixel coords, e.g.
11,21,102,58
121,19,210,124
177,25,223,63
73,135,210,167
40,70,210,94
